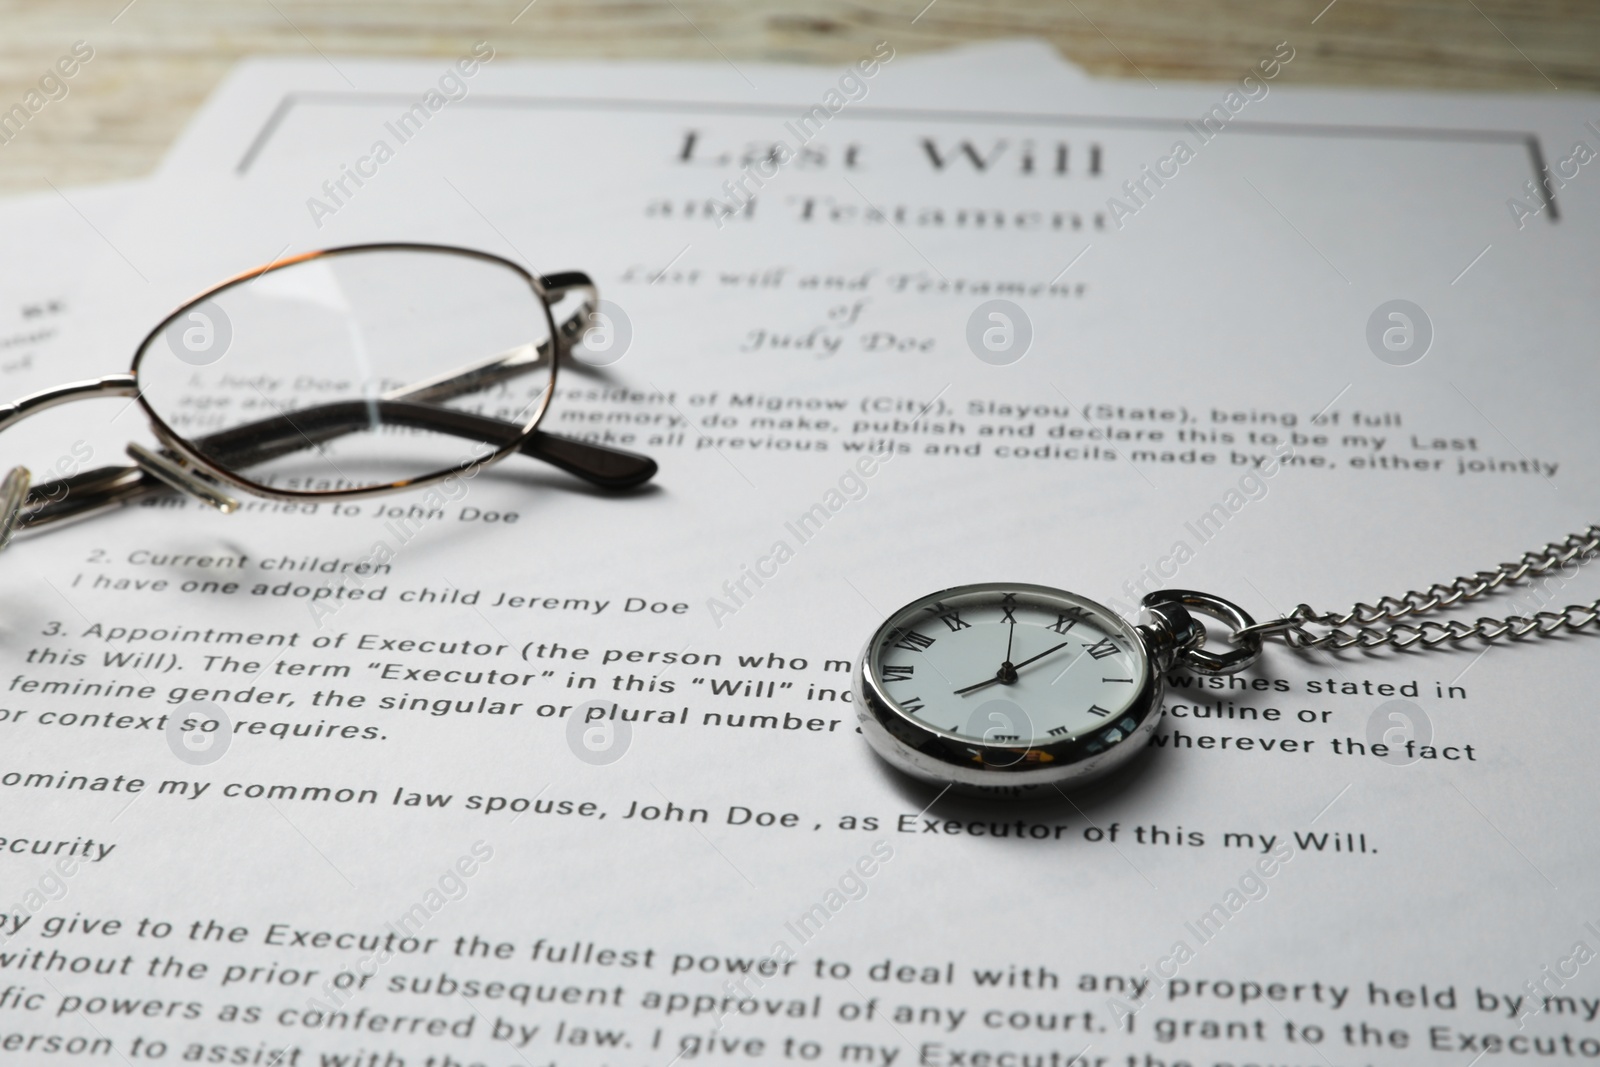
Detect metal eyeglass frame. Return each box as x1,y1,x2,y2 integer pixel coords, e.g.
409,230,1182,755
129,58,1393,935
0,242,656,551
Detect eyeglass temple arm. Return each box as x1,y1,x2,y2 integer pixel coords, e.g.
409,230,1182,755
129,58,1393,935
181,399,656,489
387,271,597,407
19,422,654,533
15,397,655,533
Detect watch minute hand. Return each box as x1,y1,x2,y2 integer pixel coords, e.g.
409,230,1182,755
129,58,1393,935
1008,640,1074,671
951,640,1075,695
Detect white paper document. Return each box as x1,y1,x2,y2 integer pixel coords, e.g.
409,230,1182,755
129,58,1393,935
0,183,140,380
3,43,1600,1067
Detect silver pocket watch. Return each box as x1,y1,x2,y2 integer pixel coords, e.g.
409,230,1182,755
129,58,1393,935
853,583,1245,796
855,526,1600,796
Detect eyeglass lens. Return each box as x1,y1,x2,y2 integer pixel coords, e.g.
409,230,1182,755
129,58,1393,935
134,247,556,494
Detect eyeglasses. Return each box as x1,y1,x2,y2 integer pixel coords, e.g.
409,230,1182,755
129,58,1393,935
0,243,655,550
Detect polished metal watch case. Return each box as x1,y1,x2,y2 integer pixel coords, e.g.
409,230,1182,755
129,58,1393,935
853,582,1167,798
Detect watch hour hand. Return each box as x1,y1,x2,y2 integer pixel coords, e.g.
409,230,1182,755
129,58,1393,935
952,674,1004,697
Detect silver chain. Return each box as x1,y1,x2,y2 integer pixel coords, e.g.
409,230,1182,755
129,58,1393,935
1238,524,1600,651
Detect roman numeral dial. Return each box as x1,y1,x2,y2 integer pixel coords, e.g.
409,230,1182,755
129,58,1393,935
1084,637,1120,660
1050,607,1090,633
858,583,1161,792
866,585,1148,746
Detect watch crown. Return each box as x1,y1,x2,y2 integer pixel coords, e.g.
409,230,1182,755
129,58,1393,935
1137,600,1205,670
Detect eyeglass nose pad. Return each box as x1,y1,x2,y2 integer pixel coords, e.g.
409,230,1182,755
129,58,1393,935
0,466,30,552
126,444,240,514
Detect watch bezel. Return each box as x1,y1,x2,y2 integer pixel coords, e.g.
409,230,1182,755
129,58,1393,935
853,582,1163,796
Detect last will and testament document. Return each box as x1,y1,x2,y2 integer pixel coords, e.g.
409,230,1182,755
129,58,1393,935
3,41,1600,1067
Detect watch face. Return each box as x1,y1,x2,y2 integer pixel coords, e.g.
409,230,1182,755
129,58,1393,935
865,584,1150,748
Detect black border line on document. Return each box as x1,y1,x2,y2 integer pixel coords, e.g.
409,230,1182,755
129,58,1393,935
234,92,1561,223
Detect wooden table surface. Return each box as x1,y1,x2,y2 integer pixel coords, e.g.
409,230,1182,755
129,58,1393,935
0,0,1594,195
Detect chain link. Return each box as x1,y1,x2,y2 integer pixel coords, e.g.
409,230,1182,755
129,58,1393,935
1252,524,1600,652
